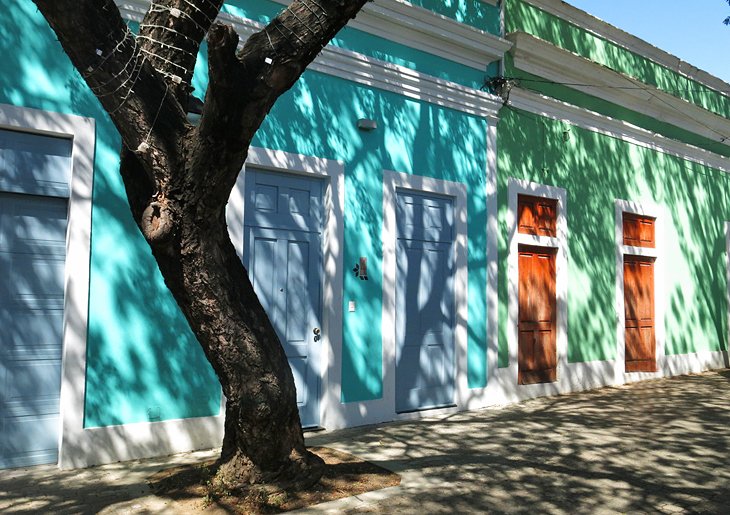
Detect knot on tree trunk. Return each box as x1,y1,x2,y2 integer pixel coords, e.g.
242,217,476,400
141,200,176,245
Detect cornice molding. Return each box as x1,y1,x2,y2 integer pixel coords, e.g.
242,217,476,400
508,31,730,147
509,88,730,174
522,0,730,97
268,0,511,70
116,0,503,121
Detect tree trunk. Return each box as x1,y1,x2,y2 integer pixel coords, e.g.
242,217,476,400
150,187,322,487
32,0,369,488
119,147,321,486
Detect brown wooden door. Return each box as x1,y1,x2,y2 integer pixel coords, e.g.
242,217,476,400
624,256,656,372
518,245,557,385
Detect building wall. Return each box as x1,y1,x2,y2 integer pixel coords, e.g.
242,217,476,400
1,0,507,468
2,0,729,470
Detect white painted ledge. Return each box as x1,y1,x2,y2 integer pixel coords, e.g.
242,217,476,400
508,31,730,149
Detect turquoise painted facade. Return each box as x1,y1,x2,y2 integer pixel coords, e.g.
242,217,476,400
2,0,730,469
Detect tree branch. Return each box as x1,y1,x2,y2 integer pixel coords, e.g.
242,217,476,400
192,0,369,204
33,0,189,194
137,0,224,101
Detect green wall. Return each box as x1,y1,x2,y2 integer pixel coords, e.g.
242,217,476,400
497,107,730,366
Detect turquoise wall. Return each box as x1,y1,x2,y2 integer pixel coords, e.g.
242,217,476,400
218,0,495,92
252,65,491,399
3,0,499,424
222,0,501,36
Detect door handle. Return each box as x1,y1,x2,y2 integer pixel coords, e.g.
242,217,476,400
313,327,321,342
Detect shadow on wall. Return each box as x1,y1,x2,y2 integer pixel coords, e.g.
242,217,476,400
253,69,491,401
0,2,221,433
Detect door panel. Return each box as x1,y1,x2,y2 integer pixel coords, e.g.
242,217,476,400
624,257,656,372
518,245,557,385
396,191,455,412
0,129,71,198
243,171,323,428
1,192,67,468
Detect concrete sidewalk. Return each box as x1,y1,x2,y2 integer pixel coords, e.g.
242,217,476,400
2,370,730,514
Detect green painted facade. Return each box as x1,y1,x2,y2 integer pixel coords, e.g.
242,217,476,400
499,0,730,366
2,0,729,439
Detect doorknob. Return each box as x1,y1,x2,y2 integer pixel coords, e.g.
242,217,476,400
313,327,321,342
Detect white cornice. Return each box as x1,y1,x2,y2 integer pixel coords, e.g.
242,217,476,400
509,88,730,174
268,0,511,70
115,0,503,121
522,0,730,97
508,31,730,147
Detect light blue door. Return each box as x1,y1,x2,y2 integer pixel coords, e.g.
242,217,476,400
0,129,71,468
396,191,456,413
243,170,323,428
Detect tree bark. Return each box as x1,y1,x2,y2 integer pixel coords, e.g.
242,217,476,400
33,0,368,487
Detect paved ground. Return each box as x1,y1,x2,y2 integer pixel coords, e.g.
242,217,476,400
1,370,730,514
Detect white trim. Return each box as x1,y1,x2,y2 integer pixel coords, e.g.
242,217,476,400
381,171,469,414
522,0,730,98
227,147,345,432
115,0,504,122
508,31,730,147
506,179,568,392
60,416,224,468
727,222,730,363
0,103,94,469
485,124,499,389
268,0,512,70
309,48,502,121
509,88,730,174
614,199,667,382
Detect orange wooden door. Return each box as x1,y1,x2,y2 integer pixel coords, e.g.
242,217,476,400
518,245,557,385
624,256,656,372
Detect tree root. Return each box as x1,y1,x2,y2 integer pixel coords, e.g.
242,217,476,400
213,446,325,493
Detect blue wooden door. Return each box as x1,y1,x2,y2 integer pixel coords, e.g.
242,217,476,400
395,191,456,412
0,130,71,468
243,170,323,428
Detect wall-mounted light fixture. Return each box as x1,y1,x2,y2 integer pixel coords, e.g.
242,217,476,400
357,118,378,131
482,76,517,103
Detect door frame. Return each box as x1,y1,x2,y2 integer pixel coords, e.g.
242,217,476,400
381,170,468,416
507,178,568,392
0,103,95,469
227,147,344,429
614,199,666,381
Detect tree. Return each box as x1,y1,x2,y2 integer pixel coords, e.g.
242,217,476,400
32,0,368,488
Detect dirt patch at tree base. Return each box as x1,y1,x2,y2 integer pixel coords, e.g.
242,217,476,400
148,447,401,513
